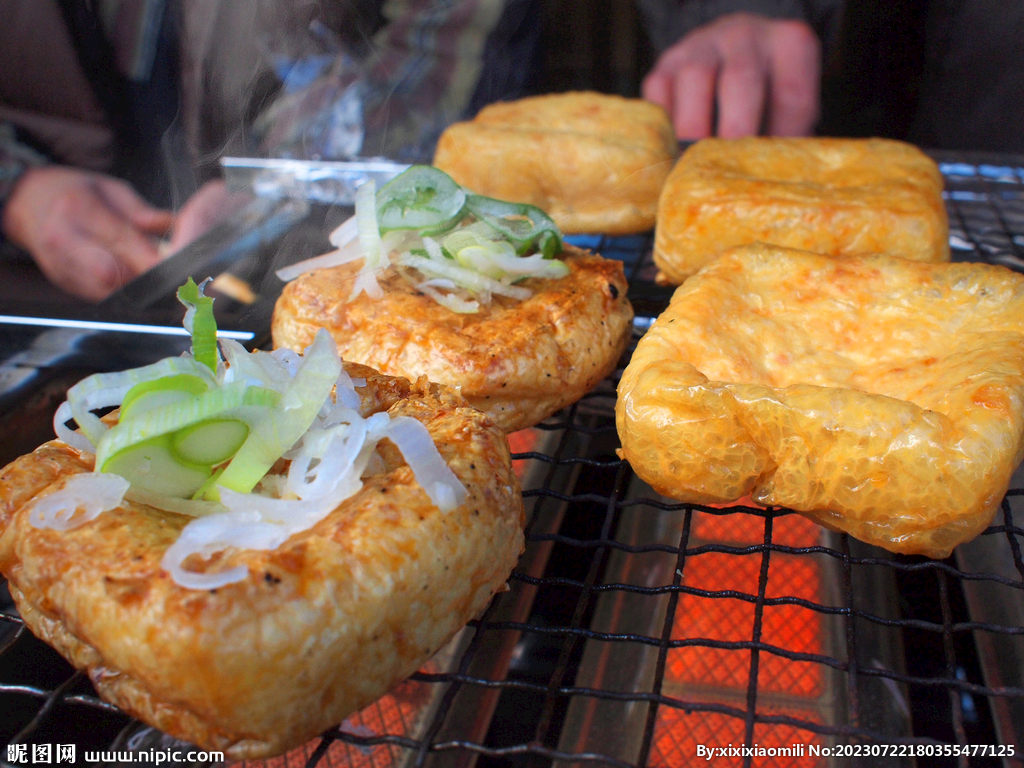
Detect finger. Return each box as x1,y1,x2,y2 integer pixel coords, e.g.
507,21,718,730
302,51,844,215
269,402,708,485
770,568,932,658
642,69,674,114
672,59,718,140
167,180,238,252
33,228,122,302
77,198,165,277
716,51,768,138
766,21,821,135
168,181,222,251
95,177,174,234
59,244,124,301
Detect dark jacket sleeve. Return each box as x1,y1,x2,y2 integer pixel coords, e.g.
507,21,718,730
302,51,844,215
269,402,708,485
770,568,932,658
0,123,49,223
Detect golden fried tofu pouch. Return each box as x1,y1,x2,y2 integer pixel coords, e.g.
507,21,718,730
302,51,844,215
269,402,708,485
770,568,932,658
653,137,949,283
616,244,1024,558
272,247,633,433
433,91,678,235
0,365,524,760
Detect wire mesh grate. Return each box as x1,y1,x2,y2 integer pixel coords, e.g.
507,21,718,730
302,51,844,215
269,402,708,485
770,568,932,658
3,153,1024,767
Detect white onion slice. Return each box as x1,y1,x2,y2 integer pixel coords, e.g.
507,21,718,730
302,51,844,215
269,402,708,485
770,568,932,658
383,416,467,511
351,181,387,301
397,253,532,300
329,214,358,248
421,236,447,263
29,473,129,531
270,346,303,377
332,368,362,410
349,268,385,300
124,487,225,518
65,357,215,445
417,282,480,314
275,238,364,283
285,420,367,499
160,510,264,589
158,407,466,589
53,401,97,454
162,456,362,589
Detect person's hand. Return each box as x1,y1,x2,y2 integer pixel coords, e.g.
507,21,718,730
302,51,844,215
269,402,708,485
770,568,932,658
166,179,252,254
2,166,173,301
642,13,820,140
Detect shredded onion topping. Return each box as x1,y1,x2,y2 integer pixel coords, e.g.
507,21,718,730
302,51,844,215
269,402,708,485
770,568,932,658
41,323,468,590
29,473,130,531
274,167,568,313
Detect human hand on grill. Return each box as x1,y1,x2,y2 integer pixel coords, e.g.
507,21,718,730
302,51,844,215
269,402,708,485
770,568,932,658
166,179,251,255
1,166,173,302
642,12,821,140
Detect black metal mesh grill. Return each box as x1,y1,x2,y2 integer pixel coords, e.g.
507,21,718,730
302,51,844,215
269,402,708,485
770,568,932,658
3,153,1024,767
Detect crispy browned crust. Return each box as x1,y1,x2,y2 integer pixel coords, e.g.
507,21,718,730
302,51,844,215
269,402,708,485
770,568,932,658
0,366,525,759
653,137,950,283
617,244,1024,559
433,92,678,235
271,247,634,432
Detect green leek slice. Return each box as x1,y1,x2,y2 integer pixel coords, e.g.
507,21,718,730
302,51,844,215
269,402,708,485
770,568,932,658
171,419,250,465
102,435,211,498
120,374,210,422
464,194,562,258
376,166,467,233
177,278,219,373
211,330,341,498
191,467,226,501
95,380,252,471
66,357,216,447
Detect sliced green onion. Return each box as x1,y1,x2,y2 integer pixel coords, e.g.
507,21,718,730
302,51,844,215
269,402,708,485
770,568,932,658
441,227,514,259
465,194,562,258
64,357,216,447
190,467,226,501
212,330,341,498
172,419,250,465
102,435,213,499
376,165,467,233
242,386,282,408
398,252,532,301
120,374,211,422
95,380,252,471
177,278,219,373
457,247,570,282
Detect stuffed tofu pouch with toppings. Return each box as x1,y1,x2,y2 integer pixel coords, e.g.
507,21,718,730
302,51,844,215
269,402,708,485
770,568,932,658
272,166,634,433
0,281,524,759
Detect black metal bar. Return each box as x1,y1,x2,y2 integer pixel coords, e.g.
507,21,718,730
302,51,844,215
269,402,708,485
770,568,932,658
636,506,694,766
530,461,628,752
936,570,969,768
8,670,86,745
842,533,861,735
1004,498,1024,583
740,513,772,768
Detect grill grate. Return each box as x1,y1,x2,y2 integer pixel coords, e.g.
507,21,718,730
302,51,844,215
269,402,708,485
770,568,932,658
3,153,1024,767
